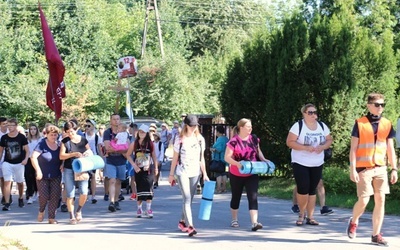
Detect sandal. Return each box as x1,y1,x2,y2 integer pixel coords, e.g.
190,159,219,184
70,218,77,225
296,214,305,226
37,212,44,222
75,212,83,222
231,220,239,228
306,218,319,225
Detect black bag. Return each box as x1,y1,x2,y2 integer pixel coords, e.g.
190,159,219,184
210,160,226,173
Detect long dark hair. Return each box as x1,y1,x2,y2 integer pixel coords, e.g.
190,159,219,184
134,132,152,151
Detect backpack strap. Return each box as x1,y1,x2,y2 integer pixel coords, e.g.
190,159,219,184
158,141,162,152
178,141,183,165
297,120,303,138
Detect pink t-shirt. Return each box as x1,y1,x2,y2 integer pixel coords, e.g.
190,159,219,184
226,135,259,177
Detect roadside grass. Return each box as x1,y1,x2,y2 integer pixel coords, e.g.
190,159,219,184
0,231,27,250
258,177,400,215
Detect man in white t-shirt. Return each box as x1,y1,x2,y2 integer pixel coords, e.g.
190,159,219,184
84,119,103,204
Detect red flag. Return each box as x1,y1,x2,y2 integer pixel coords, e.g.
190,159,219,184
39,4,66,120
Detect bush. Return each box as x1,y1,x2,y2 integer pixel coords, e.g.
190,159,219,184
323,166,356,195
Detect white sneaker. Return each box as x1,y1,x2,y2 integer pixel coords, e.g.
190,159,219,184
32,194,38,202
27,197,34,204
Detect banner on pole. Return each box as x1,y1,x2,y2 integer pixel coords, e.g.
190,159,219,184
39,4,66,120
117,56,138,79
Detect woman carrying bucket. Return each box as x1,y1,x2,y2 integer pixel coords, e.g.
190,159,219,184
168,114,209,237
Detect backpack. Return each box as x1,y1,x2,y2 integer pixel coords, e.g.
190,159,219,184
297,120,332,161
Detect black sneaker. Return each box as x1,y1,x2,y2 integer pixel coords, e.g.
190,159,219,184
115,201,121,210
108,202,116,212
320,206,334,215
154,182,158,189
91,198,97,204
251,222,263,231
61,204,68,212
104,194,109,201
18,198,24,208
1,196,5,205
2,203,10,211
118,194,125,201
371,233,388,246
291,205,300,214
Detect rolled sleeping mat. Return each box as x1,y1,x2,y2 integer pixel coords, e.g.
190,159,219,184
239,160,276,175
198,181,216,221
72,155,105,173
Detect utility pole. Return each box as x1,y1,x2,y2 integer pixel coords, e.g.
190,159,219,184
141,0,164,59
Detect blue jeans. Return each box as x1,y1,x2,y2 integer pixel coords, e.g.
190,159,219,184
104,163,126,180
63,168,89,198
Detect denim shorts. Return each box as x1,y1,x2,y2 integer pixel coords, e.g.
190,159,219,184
104,163,126,180
63,168,89,198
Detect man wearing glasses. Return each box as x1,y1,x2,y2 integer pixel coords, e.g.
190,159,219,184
84,119,103,204
347,93,398,246
0,118,29,211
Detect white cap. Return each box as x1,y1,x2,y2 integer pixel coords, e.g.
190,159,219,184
138,124,149,133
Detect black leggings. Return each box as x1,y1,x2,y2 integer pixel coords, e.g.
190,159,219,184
292,163,322,195
230,174,259,210
25,158,38,197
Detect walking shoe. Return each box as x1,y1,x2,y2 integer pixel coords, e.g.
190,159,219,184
91,198,97,204
104,194,109,201
115,201,121,210
130,193,137,200
32,193,38,202
18,198,24,208
346,217,357,239
154,182,158,189
188,226,197,237
27,197,34,204
178,221,188,232
61,204,68,212
137,208,142,218
2,203,10,211
146,209,153,218
320,206,334,215
118,194,125,201
371,233,388,246
108,202,116,212
1,196,5,205
291,204,300,214
251,222,263,231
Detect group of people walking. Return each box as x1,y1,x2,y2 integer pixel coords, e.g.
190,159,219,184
0,92,397,246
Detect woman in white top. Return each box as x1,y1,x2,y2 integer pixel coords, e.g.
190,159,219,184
286,103,333,226
153,132,164,188
25,123,42,204
168,115,209,237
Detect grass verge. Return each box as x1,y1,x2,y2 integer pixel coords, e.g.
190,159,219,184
258,177,400,215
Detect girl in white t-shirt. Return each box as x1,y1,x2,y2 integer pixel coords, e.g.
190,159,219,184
110,123,129,151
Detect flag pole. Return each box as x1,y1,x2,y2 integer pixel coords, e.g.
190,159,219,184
48,78,58,125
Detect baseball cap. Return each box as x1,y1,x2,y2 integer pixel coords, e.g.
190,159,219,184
184,114,199,126
85,119,96,127
138,124,149,133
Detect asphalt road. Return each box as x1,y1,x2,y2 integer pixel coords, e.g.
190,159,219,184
1,163,400,250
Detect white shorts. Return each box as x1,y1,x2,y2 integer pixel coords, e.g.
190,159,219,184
2,162,24,183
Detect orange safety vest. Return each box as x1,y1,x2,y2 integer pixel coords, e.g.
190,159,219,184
356,116,391,168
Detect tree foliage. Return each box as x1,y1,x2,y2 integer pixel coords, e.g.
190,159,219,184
222,0,399,175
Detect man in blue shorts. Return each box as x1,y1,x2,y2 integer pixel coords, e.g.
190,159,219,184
103,114,128,212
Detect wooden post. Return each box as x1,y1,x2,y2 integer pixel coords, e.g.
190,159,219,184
109,79,129,114
153,0,165,58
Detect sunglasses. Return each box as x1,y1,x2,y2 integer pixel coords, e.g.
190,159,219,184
369,102,386,108
85,125,91,128
306,111,318,115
